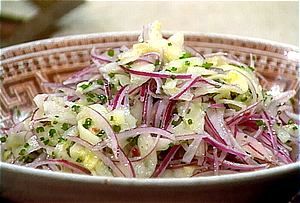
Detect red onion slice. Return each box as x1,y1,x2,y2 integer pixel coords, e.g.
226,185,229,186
117,127,175,141
182,134,203,163
112,85,129,110
26,159,91,175
151,145,181,177
91,47,113,63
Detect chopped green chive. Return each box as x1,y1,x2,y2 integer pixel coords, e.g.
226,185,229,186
110,116,114,121
288,119,294,125
256,120,265,126
292,125,298,130
168,42,172,46
86,92,96,98
43,139,50,145
185,61,191,66
51,151,56,158
24,143,29,148
58,137,66,143
96,130,106,138
80,82,92,90
53,121,58,125
187,119,193,125
112,125,121,133
179,52,192,59
49,129,57,137
154,60,160,66
248,66,255,71
98,94,107,105
108,73,115,78
36,127,45,133
170,67,177,72
171,116,183,127
107,49,115,57
19,149,26,156
61,123,70,131
76,157,83,163
72,105,81,113
96,79,104,85
201,62,213,69
0,136,7,143
82,118,92,129
40,137,45,141
87,97,94,103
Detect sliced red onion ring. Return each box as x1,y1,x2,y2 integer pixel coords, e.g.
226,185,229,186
182,135,203,163
226,102,260,125
112,85,129,110
117,127,175,142
26,159,91,175
170,76,199,100
206,155,268,171
262,111,279,155
151,145,181,177
154,100,168,127
91,47,113,63
118,147,136,178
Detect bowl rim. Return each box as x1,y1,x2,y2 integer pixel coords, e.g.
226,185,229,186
1,31,299,53
1,161,299,186
1,31,299,185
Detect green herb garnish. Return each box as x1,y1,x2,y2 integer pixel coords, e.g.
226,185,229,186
61,123,70,131
185,61,191,66
76,157,83,163
43,139,50,145
72,105,80,113
82,118,92,129
97,79,104,85
179,52,192,59
171,116,183,127
168,42,172,46
107,49,115,57
98,94,107,105
108,73,115,78
187,119,193,125
112,125,121,133
256,120,265,126
0,136,7,143
49,129,57,137
201,62,213,69
170,67,177,72
96,130,106,138
36,127,45,133
288,119,294,125
80,82,92,90
19,149,26,156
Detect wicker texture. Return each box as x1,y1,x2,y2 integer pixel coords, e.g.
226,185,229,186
0,32,299,122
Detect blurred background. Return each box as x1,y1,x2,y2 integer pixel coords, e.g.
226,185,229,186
0,0,299,48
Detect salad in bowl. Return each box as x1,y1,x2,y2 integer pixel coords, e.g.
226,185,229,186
1,21,299,178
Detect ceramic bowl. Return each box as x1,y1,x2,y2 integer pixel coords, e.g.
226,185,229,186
0,32,299,202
